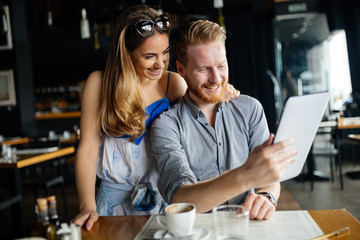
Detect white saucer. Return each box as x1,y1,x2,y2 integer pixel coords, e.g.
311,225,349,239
154,226,210,239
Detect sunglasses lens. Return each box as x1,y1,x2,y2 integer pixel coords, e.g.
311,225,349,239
156,16,171,31
135,16,171,37
135,21,154,37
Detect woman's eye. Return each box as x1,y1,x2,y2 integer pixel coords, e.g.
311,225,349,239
145,55,154,59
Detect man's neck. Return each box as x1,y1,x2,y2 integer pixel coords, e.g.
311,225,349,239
188,93,219,128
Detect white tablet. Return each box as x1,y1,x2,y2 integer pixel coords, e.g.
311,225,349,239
274,92,330,182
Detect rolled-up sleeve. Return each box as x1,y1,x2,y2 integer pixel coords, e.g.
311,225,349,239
151,113,197,203
247,98,270,152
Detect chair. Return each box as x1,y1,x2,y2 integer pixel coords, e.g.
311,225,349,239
311,128,340,190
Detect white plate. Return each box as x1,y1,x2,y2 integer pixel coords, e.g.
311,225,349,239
154,226,210,239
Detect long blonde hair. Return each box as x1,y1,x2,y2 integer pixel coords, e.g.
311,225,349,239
100,5,169,142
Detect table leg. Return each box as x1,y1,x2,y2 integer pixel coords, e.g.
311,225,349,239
295,146,330,189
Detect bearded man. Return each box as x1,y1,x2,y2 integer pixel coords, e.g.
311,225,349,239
150,20,297,220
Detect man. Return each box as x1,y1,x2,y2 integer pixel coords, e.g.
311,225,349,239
151,20,297,220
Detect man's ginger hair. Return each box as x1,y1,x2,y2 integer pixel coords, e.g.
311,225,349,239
176,20,226,66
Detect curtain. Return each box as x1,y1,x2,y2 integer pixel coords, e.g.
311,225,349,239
225,11,277,132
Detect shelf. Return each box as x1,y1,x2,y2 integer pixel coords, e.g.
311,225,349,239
35,111,81,120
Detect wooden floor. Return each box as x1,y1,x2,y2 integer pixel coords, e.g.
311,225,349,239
278,183,302,210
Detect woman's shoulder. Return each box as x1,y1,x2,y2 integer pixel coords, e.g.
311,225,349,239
165,70,187,103
83,70,103,90
82,70,103,99
87,70,103,83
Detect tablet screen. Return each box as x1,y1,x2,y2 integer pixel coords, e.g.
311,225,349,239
274,92,330,182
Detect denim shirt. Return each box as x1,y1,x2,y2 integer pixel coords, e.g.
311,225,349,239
151,92,269,204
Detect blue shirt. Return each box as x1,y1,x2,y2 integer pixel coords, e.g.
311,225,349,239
118,72,171,145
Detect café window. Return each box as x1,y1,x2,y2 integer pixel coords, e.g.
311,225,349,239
273,12,352,119
305,30,352,112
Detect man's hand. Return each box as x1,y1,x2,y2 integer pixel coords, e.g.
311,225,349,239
242,134,297,189
223,83,240,102
72,209,99,230
242,193,275,220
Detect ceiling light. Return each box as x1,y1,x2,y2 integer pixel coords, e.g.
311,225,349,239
80,8,90,39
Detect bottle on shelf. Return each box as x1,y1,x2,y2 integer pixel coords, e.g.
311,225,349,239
47,195,63,230
73,125,80,140
32,198,57,240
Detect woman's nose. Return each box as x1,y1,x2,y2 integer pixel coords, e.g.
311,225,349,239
154,57,165,69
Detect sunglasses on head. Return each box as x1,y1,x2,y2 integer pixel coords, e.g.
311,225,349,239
134,14,171,37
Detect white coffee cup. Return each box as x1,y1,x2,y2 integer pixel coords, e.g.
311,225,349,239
157,203,196,237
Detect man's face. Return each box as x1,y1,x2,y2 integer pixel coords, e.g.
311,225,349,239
177,41,228,106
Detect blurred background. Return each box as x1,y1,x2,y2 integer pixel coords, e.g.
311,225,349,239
1,0,360,238
1,0,359,137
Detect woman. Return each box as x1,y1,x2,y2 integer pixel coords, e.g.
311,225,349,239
72,5,239,230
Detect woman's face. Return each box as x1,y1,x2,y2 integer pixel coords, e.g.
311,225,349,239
130,32,170,82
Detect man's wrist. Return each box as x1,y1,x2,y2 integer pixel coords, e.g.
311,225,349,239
257,192,277,208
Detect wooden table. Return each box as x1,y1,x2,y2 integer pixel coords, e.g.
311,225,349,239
0,137,30,146
348,134,360,144
35,111,81,120
0,146,75,169
335,118,360,130
0,146,75,236
81,209,360,240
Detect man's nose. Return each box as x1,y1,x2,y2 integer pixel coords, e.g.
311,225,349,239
209,69,221,84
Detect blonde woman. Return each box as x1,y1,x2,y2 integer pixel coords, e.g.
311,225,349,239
72,5,239,230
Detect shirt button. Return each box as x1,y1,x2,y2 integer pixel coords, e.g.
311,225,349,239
205,123,208,126
218,142,222,146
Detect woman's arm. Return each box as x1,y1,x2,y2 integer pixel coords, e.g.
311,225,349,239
223,83,240,102
72,71,102,230
166,71,239,103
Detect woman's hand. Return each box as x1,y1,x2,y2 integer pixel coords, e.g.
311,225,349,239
223,83,240,102
72,209,99,230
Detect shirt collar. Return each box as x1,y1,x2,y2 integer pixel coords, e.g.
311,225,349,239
183,90,224,120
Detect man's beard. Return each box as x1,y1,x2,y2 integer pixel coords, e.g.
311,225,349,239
187,78,228,104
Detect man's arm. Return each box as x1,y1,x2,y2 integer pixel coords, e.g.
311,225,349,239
172,134,296,213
